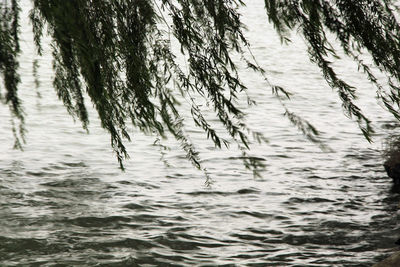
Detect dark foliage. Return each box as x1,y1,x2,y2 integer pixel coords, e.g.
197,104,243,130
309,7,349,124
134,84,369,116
2,0,400,174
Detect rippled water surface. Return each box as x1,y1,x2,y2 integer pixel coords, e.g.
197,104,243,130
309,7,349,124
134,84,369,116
1,1,400,266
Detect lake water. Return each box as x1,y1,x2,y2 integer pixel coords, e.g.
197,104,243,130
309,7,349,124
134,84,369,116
1,1,400,266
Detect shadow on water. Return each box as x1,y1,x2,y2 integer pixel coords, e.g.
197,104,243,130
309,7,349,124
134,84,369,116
368,192,400,265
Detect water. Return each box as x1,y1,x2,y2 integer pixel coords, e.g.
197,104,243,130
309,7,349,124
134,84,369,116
1,1,400,266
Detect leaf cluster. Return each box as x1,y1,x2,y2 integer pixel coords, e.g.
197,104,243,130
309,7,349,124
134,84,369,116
265,0,400,142
21,0,265,174
3,0,400,176
0,0,24,149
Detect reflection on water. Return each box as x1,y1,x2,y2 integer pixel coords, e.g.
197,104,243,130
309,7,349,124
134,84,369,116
1,1,400,266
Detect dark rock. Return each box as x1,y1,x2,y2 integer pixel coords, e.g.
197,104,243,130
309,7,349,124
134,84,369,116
384,163,400,186
373,251,400,267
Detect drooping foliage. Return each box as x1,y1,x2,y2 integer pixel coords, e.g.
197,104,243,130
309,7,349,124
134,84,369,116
2,0,400,173
265,0,400,141
0,0,24,149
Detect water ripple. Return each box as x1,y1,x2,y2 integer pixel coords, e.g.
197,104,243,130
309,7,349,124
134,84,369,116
0,1,399,266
